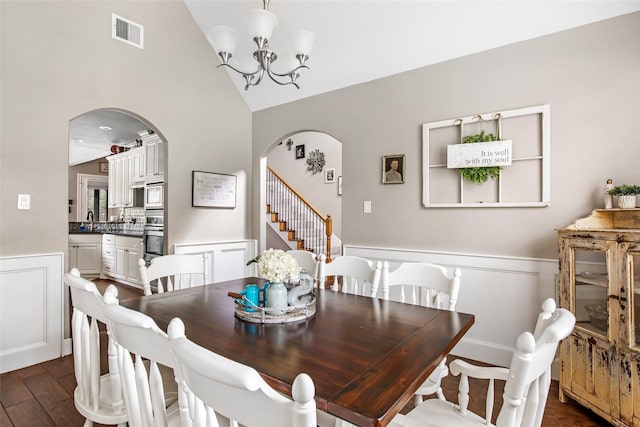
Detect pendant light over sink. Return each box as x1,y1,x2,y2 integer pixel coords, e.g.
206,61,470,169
206,0,315,91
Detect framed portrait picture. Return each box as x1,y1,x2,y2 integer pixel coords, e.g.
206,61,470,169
382,154,405,184
338,176,343,195
325,168,336,183
295,144,305,159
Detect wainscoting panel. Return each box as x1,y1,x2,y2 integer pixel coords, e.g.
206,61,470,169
343,245,558,368
0,253,64,373
174,240,258,283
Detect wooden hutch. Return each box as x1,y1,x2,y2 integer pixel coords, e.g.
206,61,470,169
558,208,640,427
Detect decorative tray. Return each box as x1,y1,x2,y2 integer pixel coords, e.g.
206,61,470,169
228,292,316,324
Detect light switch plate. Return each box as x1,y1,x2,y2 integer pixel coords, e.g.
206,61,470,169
17,194,31,210
363,200,372,213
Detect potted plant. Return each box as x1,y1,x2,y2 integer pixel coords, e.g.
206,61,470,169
459,130,502,184
607,184,640,208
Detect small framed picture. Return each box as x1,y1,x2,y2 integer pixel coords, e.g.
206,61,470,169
295,144,305,159
99,162,109,173
338,176,343,195
382,154,405,184
325,168,336,183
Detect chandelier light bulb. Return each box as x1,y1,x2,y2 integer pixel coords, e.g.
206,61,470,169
207,25,239,62
292,30,315,56
245,8,278,43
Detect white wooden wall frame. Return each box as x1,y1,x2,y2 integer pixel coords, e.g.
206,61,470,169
422,104,550,208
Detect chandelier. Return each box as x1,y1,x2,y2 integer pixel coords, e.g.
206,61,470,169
206,0,315,91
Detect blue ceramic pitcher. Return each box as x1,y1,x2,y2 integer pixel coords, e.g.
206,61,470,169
239,284,259,312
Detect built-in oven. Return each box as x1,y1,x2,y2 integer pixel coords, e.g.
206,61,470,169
145,183,164,209
143,209,164,262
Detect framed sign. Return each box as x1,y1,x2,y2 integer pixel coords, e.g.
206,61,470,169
192,170,237,208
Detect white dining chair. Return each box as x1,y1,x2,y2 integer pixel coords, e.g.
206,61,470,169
167,317,318,427
102,286,183,427
139,253,211,295
287,249,320,278
381,261,462,403
317,254,382,296
64,268,128,427
389,298,575,427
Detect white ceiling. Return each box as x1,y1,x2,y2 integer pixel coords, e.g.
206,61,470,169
184,0,640,112
69,110,149,166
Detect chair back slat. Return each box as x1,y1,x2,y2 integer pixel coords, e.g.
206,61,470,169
495,302,575,427
64,269,127,425
102,286,179,427
381,261,461,310
139,253,211,295
318,254,382,296
168,317,317,427
393,298,575,427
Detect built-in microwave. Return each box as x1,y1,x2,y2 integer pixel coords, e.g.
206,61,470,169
145,183,164,209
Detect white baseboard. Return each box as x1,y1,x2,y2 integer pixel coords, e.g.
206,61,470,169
63,338,72,356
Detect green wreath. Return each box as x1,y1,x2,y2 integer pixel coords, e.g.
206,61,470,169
459,130,502,184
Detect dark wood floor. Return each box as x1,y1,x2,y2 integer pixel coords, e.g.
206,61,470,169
0,280,611,426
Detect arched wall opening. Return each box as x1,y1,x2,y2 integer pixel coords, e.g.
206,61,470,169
259,131,343,255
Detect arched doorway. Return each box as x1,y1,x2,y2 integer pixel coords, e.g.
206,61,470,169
67,108,166,277
260,131,342,257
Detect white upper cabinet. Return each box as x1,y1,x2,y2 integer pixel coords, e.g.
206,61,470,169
107,147,145,208
144,136,164,182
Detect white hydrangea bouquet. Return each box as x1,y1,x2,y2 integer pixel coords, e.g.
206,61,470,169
250,249,301,283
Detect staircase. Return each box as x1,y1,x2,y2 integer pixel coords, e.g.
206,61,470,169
266,167,340,261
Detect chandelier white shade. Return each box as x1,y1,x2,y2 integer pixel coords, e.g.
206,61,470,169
206,0,315,90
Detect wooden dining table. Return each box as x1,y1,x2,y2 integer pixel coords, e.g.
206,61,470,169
120,277,475,427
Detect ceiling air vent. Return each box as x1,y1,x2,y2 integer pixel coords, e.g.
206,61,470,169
112,14,144,49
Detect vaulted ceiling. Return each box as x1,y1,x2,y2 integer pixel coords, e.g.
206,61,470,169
184,1,640,112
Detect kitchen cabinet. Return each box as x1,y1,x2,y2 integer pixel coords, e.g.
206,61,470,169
107,147,145,208
129,146,145,187
69,234,102,277
558,209,640,427
102,233,116,277
115,235,143,286
142,133,164,182
108,152,130,208
102,234,143,287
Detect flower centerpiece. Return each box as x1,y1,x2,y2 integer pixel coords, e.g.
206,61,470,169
248,249,301,314
251,249,301,284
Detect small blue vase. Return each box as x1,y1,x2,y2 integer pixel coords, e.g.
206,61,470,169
265,282,288,315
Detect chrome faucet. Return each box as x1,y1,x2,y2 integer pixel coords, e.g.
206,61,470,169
86,210,94,231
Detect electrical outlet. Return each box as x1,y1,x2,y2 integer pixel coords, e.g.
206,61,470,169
17,194,31,210
363,200,372,213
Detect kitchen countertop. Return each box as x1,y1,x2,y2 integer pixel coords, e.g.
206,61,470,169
69,230,144,238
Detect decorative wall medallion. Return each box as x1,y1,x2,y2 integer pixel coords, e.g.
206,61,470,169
306,149,325,174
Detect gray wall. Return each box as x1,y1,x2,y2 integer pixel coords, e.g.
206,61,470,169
253,12,640,260
1,1,252,258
